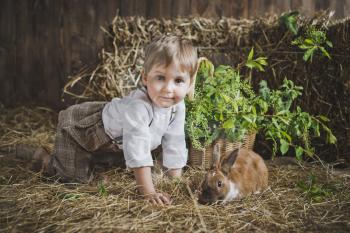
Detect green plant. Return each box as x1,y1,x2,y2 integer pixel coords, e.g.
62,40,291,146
245,48,268,84
279,11,299,35
98,182,108,197
254,79,336,159
186,60,256,150
186,57,336,159
292,25,333,62
297,173,334,202
57,192,82,201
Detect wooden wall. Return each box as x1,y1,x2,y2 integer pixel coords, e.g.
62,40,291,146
1,0,349,109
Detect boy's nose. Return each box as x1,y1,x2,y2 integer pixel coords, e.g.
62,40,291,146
162,82,174,92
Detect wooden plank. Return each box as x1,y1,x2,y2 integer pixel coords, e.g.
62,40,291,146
264,0,275,15
336,0,345,18
147,0,172,18
190,0,209,17
15,0,43,103
172,0,191,17
0,0,16,106
133,0,146,17
220,0,233,17
275,0,291,14
120,0,134,16
249,0,261,18
240,0,250,18
159,0,173,18
345,0,350,16
208,0,226,18
315,0,330,11
301,0,316,16
39,0,62,109
232,0,245,18
291,0,303,11
329,0,344,18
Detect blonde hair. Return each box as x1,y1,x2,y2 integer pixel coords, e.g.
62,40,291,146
143,35,198,81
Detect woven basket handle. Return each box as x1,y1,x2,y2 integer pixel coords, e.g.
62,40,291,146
187,57,209,101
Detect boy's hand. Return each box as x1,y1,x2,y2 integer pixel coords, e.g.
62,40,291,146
132,167,172,205
166,168,182,178
145,192,171,205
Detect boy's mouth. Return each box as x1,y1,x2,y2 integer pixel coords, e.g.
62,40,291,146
159,97,174,101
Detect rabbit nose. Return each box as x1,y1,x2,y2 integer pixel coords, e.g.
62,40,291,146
198,198,210,205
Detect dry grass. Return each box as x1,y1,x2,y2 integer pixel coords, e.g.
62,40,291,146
1,106,349,233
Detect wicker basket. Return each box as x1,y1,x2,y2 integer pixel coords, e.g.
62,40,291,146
189,133,256,170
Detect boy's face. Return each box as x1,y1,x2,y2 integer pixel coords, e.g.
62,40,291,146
142,61,191,108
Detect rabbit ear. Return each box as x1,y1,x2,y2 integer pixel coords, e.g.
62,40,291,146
221,149,239,175
211,143,221,169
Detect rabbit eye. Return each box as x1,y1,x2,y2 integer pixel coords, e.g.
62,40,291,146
217,181,222,188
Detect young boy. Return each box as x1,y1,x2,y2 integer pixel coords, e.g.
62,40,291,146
19,35,198,205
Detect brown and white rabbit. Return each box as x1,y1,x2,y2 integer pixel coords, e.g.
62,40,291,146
198,144,268,204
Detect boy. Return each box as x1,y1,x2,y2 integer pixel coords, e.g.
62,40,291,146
18,35,198,205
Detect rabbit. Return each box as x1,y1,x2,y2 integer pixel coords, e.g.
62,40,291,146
198,144,268,204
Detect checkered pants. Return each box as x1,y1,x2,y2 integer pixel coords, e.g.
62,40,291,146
51,102,123,183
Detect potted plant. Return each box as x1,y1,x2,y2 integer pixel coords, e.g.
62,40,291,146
185,51,336,169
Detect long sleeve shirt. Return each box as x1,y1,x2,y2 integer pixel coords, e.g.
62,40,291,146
102,88,188,169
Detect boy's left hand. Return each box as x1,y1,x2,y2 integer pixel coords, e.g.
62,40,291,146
146,192,172,205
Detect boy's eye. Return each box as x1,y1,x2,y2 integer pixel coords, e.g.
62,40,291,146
156,75,165,81
175,78,185,84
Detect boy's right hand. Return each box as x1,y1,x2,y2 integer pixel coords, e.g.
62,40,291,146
145,192,171,205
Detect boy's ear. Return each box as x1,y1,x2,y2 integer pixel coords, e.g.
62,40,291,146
141,69,147,85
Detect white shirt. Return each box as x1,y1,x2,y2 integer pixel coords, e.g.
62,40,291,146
102,88,188,169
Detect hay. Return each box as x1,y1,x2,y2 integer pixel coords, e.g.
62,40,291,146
62,16,263,101
0,104,57,153
1,105,350,232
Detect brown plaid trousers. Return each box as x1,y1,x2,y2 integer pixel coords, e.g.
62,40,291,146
51,101,123,183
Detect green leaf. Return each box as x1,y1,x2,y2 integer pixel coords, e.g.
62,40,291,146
219,112,224,121
304,38,314,45
299,44,313,50
280,139,289,155
242,115,253,123
98,182,108,197
326,40,333,48
328,132,337,144
318,115,330,122
222,93,230,102
256,63,265,72
278,116,290,125
223,119,235,129
305,148,314,157
276,110,288,115
281,131,292,142
245,60,256,69
295,146,303,161
58,193,82,201
319,46,331,59
291,40,299,45
255,57,268,66
303,47,316,62
248,47,254,61
279,11,299,35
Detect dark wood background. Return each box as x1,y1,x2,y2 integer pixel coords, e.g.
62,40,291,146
1,0,349,109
